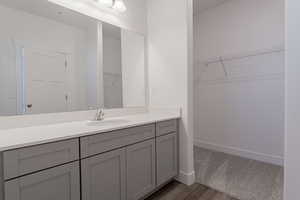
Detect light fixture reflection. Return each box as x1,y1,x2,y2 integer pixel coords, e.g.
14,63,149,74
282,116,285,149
96,0,113,7
113,0,127,12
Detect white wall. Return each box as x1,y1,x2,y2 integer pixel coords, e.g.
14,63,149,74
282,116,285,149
193,0,285,165
194,0,284,62
0,5,91,116
285,0,300,199
147,0,195,185
121,30,146,107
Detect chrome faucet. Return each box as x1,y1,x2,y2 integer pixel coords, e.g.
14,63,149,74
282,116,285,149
95,108,105,121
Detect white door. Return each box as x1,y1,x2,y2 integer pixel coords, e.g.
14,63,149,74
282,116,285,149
22,48,69,114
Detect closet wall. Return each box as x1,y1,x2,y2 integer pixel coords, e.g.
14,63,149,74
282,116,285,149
194,0,285,165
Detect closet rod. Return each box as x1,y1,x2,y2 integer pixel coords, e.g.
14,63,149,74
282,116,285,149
203,48,285,65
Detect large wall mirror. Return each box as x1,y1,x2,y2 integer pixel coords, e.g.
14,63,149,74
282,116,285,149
0,0,146,116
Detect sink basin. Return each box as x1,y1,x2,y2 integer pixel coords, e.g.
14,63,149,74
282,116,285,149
86,119,131,126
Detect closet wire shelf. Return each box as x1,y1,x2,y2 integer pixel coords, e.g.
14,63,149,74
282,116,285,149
195,47,285,85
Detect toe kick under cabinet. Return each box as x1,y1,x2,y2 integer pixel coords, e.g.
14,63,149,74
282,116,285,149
0,119,179,200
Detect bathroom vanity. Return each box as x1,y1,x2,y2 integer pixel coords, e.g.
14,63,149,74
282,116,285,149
0,0,180,199
0,116,179,200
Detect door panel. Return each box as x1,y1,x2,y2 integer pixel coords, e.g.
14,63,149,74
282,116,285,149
126,139,156,200
81,148,126,200
4,162,80,200
156,133,178,186
23,49,68,114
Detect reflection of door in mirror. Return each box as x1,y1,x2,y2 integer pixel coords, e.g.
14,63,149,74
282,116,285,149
103,23,123,109
0,1,98,116
21,48,69,115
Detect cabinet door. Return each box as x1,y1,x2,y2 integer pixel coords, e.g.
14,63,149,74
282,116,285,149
4,162,80,200
126,139,156,200
81,149,126,200
156,133,178,186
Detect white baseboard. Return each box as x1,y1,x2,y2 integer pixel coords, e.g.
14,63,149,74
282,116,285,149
176,170,195,186
194,139,284,166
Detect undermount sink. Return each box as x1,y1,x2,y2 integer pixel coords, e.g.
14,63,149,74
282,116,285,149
86,119,131,126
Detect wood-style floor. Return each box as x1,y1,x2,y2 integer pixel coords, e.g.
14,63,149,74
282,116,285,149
146,181,239,200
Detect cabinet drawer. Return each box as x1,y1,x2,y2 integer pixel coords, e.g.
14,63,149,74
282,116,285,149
81,124,155,158
3,139,79,180
156,120,177,136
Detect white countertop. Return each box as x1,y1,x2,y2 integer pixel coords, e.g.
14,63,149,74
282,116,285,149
0,111,180,152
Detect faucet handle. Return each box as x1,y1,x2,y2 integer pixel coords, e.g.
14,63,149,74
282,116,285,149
95,108,105,121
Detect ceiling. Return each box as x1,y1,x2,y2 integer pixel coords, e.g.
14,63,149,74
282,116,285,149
0,0,230,29
193,0,229,14
0,0,97,29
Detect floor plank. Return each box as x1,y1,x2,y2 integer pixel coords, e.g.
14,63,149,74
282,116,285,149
146,181,239,200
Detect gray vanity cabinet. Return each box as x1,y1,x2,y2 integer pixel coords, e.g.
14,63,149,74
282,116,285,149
4,162,80,200
81,148,126,200
0,119,179,200
156,133,178,187
126,139,156,200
